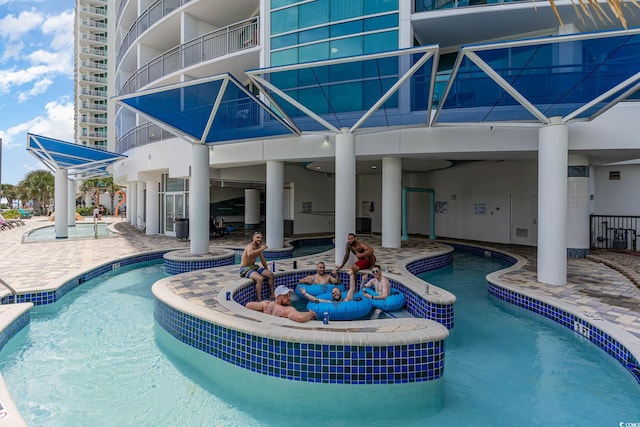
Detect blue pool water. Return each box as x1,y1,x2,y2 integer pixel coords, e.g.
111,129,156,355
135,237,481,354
1,252,639,426
26,222,113,241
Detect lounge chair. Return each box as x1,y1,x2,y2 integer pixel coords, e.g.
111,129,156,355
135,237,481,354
18,208,32,219
0,214,24,227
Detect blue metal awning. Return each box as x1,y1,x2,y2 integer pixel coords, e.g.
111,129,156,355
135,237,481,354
433,28,640,125
27,134,126,178
113,73,299,144
246,46,439,133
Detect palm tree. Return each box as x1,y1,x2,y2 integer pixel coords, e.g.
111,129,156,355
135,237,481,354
18,170,54,212
0,183,17,208
79,177,123,213
549,0,635,29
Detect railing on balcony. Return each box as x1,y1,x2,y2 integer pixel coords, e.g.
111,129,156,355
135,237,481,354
81,88,107,97
118,0,193,66
81,20,107,30
81,47,107,57
81,5,107,16
118,17,259,96
81,33,108,43
81,60,108,71
590,215,640,252
116,122,176,154
81,102,108,111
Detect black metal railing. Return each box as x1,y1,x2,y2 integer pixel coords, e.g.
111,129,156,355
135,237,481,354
590,215,640,252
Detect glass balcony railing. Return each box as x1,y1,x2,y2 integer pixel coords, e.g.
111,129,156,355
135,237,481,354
415,0,529,12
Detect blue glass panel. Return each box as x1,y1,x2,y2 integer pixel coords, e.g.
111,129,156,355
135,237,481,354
271,0,298,8
364,0,399,14
330,36,363,58
300,42,329,63
364,30,398,54
272,33,298,50
364,14,398,32
299,0,329,29
330,82,364,113
299,27,329,44
271,7,298,35
271,48,298,66
330,1,363,20
330,20,363,38
204,82,295,143
120,80,224,140
299,86,330,114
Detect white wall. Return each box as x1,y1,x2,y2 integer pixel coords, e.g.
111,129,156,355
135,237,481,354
285,165,335,235
593,164,640,215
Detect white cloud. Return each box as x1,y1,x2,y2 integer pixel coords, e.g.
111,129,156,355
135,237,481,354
0,10,44,42
1,98,74,150
17,78,52,102
42,10,74,51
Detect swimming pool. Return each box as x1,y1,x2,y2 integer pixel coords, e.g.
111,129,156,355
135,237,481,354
25,222,113,242
1,250,638,425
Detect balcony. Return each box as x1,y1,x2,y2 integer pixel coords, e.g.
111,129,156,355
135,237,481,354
119,17,260,95
117,0,194,66
116,122,175,154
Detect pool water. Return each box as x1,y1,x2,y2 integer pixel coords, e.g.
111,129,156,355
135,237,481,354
1,252,639,426
26,222,112,241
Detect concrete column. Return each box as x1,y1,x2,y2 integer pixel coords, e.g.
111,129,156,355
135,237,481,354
128,182,137,226
382,157,402,248
68,179,76,226
245,189,261,228
537,118,568,286
54,168,68,239
145,180,159,235
190,143,210,255
266,160,284,248
335,130,356,266
567,154,590,258
136,182,145,229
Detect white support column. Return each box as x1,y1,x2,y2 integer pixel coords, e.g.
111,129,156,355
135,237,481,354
136,182,145,229
68,179,76,226
190,143,210,255
537,118,568,286
54,168,68,239
567,154,590,258
266,160,284,249
128,182,137,226
335,130,356,266
145,179,159,235
245,189,261,228
382,157,402,248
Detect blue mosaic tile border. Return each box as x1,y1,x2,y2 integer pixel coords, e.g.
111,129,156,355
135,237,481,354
164,255,235,275
0,310,29,352
405,253,455,329
488,282,640,384
154,298,446,385
2,251,169,306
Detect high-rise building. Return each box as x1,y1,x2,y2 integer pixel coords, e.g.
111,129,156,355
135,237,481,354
110,0,640,285
74,0,109,151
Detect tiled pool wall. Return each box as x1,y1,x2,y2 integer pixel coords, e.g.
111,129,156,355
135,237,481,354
488,283,640,383
446,243,640,384
163,254,235,275
405,252,455,329
0,310,29,352
0,251,169,306
154,298,446,385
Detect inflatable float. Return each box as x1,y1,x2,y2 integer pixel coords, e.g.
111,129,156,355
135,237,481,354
360,288,406,311
295,282,344,299
306,291,373,321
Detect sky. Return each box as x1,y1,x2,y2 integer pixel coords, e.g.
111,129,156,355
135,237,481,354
0,0,75,186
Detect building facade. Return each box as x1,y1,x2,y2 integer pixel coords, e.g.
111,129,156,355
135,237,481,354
110,0,640,286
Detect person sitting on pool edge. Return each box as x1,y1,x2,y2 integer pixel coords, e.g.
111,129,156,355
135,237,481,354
360,265,391,319
246,285,317,323
334,233,376,274
239,231,274,301
299,261,340,285
299,269,356,303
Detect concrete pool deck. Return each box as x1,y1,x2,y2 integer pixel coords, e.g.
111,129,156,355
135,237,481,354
0,217,639,421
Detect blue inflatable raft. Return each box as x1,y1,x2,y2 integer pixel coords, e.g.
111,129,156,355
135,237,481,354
306,292,373,321
360,288,406,311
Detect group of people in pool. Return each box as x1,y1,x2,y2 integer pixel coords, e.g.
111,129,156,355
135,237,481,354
242,231,391,323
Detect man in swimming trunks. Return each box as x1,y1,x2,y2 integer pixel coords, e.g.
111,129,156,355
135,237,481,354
299,269,355,303
360,265,390,319
246,285,317,323
299,261,340,285
334,233,376,274
239,231,274,301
